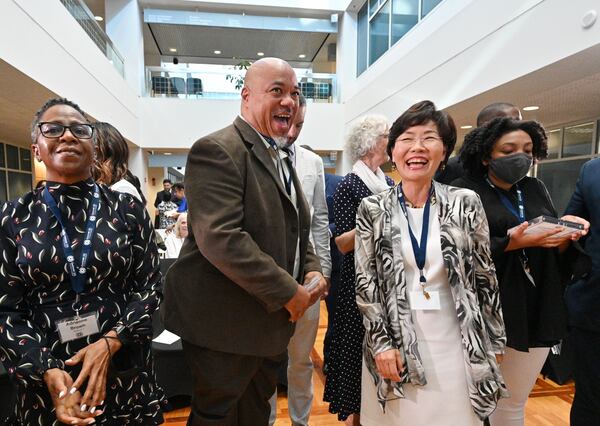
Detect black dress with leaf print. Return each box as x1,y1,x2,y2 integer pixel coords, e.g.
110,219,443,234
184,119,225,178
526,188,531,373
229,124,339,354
0,179,167,425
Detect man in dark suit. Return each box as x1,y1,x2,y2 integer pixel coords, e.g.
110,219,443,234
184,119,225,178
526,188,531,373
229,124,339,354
161,57,327,425
323,172,343,371
564,158,600,425
153,178,173,228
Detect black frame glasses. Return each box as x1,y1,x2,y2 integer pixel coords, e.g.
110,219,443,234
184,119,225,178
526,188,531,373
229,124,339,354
38,122,94,139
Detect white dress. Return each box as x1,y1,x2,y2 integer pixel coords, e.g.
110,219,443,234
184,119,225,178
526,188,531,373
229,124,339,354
361,204,482,426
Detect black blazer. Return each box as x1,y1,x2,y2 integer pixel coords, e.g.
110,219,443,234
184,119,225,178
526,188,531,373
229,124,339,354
452,175,568,351
161,117,321,357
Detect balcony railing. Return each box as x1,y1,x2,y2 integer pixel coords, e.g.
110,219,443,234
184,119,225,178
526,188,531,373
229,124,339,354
60,0,125,77
145,66,338,103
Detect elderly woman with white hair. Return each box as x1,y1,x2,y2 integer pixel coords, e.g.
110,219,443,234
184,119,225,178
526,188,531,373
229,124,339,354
164,213,188,258
324,114,394,424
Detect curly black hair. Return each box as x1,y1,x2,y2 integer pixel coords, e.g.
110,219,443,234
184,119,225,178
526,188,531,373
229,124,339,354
387,100,456,167
459,117,548,178
30,98,89,144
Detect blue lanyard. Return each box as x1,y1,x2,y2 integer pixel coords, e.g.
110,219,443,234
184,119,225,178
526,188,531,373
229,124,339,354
397,185,433,284
43,184,100,294
485,177,525,223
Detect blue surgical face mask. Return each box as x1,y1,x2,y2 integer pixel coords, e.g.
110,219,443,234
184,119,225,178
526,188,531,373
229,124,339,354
488,153,533,185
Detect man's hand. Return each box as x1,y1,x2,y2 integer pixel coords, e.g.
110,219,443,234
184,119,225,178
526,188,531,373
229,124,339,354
302,271,328,305
284,284,311,322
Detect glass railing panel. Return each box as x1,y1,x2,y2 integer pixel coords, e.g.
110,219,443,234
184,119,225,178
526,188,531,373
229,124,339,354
60,0,125,77
145,66,338,103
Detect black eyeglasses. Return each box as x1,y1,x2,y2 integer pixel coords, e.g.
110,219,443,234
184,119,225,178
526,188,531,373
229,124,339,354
38,122,94,139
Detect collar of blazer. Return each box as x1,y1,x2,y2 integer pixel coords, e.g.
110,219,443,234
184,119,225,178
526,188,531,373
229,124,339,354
233,116,305,211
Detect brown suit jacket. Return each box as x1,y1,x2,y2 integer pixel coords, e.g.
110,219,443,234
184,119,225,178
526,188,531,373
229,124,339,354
161,117,322,356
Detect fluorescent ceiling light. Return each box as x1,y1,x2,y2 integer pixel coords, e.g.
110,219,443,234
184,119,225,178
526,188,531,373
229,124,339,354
94,16,103,21
214,50,222,54
169,48,177,52
164,152,172,155
460,125,473,129
523,106,539,111
257,52,264,56
298,54,306,59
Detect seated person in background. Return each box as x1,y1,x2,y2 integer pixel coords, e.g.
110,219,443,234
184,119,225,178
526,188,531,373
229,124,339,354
165,183,187,220
157,199,178,229
164,213,188,258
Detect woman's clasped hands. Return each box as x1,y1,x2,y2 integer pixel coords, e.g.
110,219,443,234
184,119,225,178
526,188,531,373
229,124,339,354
44,332,122,424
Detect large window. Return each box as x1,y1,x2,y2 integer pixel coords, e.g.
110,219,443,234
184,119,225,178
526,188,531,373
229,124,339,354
0,142,33,203
535,119,599,214
357,0,444,74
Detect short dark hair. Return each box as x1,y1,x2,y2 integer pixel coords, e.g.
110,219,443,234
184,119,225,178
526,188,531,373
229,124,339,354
459,117,548,178
163,179,172,185
476,102,520,127
172,182,184,191
31,98,89,144
387,100,456,166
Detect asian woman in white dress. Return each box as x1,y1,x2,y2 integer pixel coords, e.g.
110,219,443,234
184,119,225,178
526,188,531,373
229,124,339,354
354,101,508,426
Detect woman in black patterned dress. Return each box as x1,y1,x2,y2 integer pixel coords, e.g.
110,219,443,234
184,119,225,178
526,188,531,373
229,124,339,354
0,98,166,425
323,114,394,423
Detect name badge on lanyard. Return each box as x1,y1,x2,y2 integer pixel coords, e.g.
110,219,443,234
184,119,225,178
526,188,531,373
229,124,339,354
398,184,440,309
43,185,102,343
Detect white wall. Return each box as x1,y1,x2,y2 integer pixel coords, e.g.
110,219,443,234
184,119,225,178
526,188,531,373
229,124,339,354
0,0,140,142
340,0,600,123
105,0,145,96
140,98,345,150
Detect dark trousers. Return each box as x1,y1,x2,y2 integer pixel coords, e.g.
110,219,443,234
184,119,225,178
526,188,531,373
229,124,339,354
182,341,285,426
570,326,600,425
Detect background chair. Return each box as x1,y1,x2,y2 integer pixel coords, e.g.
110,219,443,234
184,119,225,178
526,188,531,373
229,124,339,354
151,76,170,96
186,77,203,97
152,258,193,408
300,81,315,99
169,77,185,96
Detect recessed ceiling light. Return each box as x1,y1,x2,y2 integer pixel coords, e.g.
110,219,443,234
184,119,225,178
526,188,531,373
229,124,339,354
460,125,473,129
298,54,306,59
214,50,222,55
257,52,264,56
169,48,177,52
523,105,539,111
94,16,103,21
163,152,172,155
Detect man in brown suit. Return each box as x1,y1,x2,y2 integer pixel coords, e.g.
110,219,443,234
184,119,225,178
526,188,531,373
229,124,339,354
161,58,327,425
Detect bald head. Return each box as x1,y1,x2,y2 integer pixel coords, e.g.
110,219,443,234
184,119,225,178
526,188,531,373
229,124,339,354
476,102,521,126
241,58,300,145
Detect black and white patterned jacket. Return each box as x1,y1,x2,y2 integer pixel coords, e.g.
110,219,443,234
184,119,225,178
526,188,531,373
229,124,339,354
355,181,508,420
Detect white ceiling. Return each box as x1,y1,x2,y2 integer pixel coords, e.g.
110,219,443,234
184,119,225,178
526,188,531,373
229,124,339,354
447,43,600,149
0,60,58,147
147,22,330,63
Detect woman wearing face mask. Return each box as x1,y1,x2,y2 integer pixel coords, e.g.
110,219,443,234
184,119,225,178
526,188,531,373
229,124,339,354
453,117,589,426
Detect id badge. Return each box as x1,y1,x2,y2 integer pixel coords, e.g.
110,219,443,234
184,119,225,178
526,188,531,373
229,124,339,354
56,311,100,343
410,291,441,310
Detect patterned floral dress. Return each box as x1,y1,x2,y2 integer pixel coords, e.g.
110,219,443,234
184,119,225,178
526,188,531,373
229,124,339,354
323,173,393,420
0,179,167,425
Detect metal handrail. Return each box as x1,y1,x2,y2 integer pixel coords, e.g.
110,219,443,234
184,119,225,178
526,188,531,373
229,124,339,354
60,0,125,77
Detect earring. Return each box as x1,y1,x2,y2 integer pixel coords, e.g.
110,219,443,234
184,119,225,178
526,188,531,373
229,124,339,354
439,163,446,171
391,162,397,171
